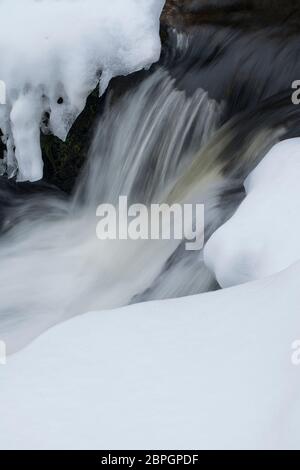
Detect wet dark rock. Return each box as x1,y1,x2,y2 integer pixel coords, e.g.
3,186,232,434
41,87,102,193
161,0,300,30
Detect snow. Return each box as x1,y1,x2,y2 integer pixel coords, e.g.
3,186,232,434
0,136,300,448
204,138,300,287
0,0,165,181
0,261,300,450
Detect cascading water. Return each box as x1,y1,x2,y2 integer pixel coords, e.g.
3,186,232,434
2,0,300,452
0,64,222,353
1,4,300,354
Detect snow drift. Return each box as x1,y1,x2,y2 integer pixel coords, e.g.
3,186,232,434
204,138,300,287
1,138,300,449
0,261,300,450
0,0,165,181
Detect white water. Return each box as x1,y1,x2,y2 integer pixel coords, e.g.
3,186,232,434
0,70,222,353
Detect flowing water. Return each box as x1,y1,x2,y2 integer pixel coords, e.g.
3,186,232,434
1,7,300,352
0,67,222,352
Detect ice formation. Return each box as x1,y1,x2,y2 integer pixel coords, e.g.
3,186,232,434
0,0,165,181
204,138,300,287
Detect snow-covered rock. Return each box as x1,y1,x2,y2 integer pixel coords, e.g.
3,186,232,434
204,138,300,287
0,0,165,182
0,261,300,450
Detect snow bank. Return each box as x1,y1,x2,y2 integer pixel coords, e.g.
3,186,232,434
0,0,165,181
0,261,300,450
1,137,300,449
204,138,300,287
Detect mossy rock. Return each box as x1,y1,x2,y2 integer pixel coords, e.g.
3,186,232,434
41,88,102,193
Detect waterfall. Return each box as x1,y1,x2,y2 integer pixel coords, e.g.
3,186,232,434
0,67,221,353
1,19,300,354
